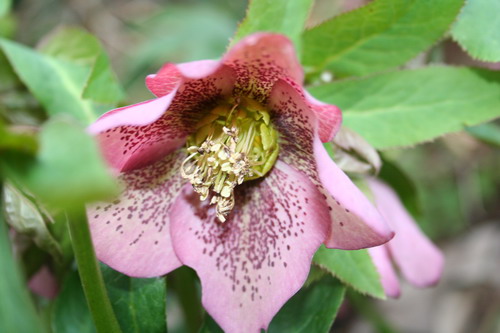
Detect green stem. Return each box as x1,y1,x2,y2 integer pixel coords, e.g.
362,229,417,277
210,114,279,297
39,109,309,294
67,207,122,333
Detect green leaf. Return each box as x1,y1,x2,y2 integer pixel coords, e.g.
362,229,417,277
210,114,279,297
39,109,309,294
233,0,313,50
0,120,38,155
0,202,46,333
3,182,62,261
0,0,10,17
379,158,421,216
19,117,118,209
268,275,345,332
101,264,167,333
39,27,124,105
0,38,101,124
52,271,96,333
466,122,500,147
302,0,464,78
308,66,500,149
313,246,385,299
451,0,500,62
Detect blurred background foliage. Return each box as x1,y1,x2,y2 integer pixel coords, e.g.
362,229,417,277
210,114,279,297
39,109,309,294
0,0,499,332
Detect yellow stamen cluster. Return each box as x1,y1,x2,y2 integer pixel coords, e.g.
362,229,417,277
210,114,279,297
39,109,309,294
181,97,279,222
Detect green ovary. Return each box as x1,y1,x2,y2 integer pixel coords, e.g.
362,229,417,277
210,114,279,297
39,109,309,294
181,97,279,222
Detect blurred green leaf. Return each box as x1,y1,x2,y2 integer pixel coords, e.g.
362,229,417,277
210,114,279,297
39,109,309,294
313,246,385,299
466,122,500,147
452,0,500,62
126,4,236,99
268,275,345,332
309,67,500,149
39,27,124,105
52,270,96,333
0,38,103,124
3,182,62,260
0,121,38,154
0,203,46,333
101,264,167,333
233,0,313,51
379,158,421,216
302,0,464,78
0,0,10,17
7,117,119,209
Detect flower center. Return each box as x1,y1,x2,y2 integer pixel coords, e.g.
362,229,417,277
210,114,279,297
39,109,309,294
181,97,279,222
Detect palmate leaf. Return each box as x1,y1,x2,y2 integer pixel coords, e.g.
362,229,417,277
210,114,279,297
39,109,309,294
308,66,500,149
39,27,124,105
233,0,313,52
0,38,100,124
0,28,123,125
451,0,500,62
302,0,464,78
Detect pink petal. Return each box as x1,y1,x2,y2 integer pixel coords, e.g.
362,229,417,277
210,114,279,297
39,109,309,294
87,151,186,278
224,33,304,99
304,90,342,142
169,161,330,333
368,246,401,298
368,179,444,287
146,60,223,97
90,65,236,172
28,266,59,299
269,79,393,250
314,138,394,249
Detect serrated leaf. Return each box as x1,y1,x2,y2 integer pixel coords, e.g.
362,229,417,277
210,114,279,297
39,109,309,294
302,0,464,78
466,122,500,147
233,0,313,50
313,246,385,299
0,38,101,124
3,182,62,260
52,271,96,333
308,66,500,149
451,0,500,62
0,209,46,333
268,275,345,332
101,264,167,333
39,27,124,105
8,117,119,209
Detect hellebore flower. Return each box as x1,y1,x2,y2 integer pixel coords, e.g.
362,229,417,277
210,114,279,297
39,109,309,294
87,33,393,332
367,179,444,298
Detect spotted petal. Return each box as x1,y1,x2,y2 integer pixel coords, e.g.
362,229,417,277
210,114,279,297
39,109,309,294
223,33,303,99
170,161,330,333
304,90,342,142
90,66,235,172
88,151,186,278
146,60,224,97
269,79,393,250
368,178,444,288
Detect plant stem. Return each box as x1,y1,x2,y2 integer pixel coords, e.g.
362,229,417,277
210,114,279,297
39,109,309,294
67,207,122,333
